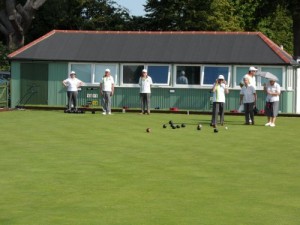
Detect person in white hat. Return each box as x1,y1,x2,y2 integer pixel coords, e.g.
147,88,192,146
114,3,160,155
62,71,83,112
240,77,257,125
263,78,281,127
139,69,153,115
100,68,114,115
239,66,258,123
240,66,258,88
211,75,229,127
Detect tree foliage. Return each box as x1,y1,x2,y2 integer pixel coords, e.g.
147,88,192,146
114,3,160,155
207,0,242,31
28,0,131,42
144,0,211,31
0,0,299,62
257,5,293,54
143,0,295,55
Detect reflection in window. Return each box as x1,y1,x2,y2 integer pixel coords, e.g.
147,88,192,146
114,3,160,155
203,66,229,85
123,65,144,84
147,65,170,85
176,66,201,85
71,64,92,83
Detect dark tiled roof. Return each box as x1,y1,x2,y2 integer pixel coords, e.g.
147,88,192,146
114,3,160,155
8,30,296,65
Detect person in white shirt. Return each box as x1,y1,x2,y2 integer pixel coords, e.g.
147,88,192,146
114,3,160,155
139,69,153,115
264,79,281,127
240,66,258,88
100,69,114,115
239,66,257,123
211,75,229,127
240,77,257,125
62,71,83,111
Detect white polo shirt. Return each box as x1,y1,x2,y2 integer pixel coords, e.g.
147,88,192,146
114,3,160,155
266,82,281,102
64,78,82,91
101,76,114,92
139,76,153,93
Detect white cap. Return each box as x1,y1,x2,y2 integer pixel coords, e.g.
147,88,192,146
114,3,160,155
249,66,258,71
70,71,76,74
218,75,225,80
105,68,110,72
142,69,147,73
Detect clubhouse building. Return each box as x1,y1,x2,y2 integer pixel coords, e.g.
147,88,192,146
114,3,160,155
8,30,300,113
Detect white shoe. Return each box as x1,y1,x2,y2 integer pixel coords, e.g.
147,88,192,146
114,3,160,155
270,123,276,127
102,112,106,115
265,122,271,126
108,112,112,115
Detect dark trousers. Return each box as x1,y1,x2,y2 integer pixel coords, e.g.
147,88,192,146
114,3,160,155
67,91,78,110
211,102,224,126
244,102,254,124
140,93,151,113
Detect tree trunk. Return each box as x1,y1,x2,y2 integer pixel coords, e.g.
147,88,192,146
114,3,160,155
0,0,47,50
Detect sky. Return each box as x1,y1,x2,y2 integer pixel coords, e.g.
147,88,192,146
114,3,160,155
114,0,147,16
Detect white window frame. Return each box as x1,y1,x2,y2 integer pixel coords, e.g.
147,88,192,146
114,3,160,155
201,65,231,87
120,63,144,87
120,63,171,87
69,63,119,86
233,65,253,89
173,64,202,88
233,65,285,90
259,66,285,91
146,64,171,86
94,63,119,86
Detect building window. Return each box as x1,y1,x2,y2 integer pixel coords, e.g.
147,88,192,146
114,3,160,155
121,64,170,85
95,64,118,84
70,64,92,83
175,66,201,85
70,63,118,85
202,66,230,85
122,64,144,84
235,66,284,89
235,67,251,88
260,67,283,87
147,65,170,85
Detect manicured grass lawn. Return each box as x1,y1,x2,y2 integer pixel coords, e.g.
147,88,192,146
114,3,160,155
0,110,300,225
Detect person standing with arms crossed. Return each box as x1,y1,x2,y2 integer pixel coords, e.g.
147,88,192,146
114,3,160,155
62,71,83,112
139,69,153,115
264,79,281,127
100,69,114,115
211,75,229,127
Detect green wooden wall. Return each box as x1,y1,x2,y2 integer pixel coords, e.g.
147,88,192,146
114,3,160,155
10,61,294,113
